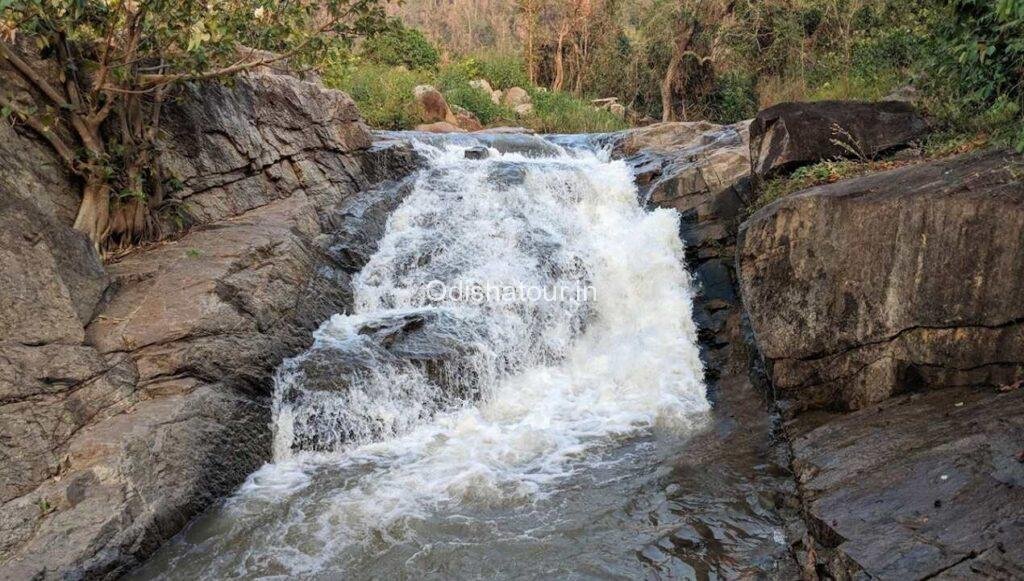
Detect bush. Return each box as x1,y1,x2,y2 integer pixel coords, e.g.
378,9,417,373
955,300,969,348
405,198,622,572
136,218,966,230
360,19,439,70
708,71,758,123
922,0,1024,150
443,83,514,125
527,89,629,133
325,63,430,130
475,53,531,90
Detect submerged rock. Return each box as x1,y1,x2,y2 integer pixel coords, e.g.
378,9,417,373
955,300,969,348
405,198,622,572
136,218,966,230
464,145,490,159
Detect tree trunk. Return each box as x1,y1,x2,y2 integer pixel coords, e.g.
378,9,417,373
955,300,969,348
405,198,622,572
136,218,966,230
660,49,683,122
73,175,112,248
552,31,566,92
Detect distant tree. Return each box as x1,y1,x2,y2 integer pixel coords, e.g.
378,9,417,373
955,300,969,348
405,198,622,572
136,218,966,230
0,0,385,250
656,0,736,122
361,17,439,69
516,0,544,84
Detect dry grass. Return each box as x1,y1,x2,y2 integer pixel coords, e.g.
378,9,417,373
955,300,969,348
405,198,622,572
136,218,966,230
750,132,992,213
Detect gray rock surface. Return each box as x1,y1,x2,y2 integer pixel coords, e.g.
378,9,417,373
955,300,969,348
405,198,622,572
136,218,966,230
0,69,418,579
738,148,1024,414
787,385,1024,579
750,100,928,181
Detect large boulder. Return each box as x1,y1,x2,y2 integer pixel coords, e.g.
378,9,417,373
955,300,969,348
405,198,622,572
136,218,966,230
502,86,531,108
750,100,928,181
738,148,1024,414
0,68,419,579
413,84,453,124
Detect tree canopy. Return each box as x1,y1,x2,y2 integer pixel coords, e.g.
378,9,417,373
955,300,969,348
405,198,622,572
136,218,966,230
0,0,386,249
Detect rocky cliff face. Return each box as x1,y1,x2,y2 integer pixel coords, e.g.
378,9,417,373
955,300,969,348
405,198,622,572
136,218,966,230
739,149,1024,415
0,71,418,579
737,147,1024,578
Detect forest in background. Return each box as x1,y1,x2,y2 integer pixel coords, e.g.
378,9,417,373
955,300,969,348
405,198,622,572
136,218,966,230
333,0,1023,147
1,0,1021,250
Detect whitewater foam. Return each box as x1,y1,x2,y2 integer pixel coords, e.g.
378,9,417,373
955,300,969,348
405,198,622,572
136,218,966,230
160,135,711,575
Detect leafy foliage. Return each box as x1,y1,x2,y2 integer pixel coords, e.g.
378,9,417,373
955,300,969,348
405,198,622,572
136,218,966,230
360,17,440,69
0,0,386,247
527,88,627,133
922,0,1024,150
326,63,431,129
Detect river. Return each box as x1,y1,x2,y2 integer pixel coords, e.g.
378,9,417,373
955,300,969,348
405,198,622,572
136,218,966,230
129,132,796,580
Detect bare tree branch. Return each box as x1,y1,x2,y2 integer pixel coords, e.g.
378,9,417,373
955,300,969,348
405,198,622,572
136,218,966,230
0,40,71,110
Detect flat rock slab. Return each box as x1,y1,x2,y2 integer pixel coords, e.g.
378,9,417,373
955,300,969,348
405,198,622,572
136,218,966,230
789,385,1024,579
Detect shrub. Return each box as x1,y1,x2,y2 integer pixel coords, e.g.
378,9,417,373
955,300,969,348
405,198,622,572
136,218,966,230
527,89,629,133
708,71,758,123
325,63,430,129
475,53,532,90
922,0,1024,150
443,83,514,125
360,18,439,70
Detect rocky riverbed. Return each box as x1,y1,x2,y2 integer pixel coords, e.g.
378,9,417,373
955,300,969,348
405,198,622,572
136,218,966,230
1,61,1022,580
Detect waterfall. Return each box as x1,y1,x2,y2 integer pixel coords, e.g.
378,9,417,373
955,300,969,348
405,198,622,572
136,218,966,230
135,133,710,578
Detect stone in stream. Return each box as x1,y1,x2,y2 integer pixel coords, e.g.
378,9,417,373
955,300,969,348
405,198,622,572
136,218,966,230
278,309,488,452
749,100,928,181
464,145,490,159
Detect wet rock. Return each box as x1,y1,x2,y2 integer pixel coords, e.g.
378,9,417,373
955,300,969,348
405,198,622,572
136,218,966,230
612,121,754,383
474,126,535,135
738,149,1024,414
750,100,927,181
611,121,723,157
464,146,490,160
788,385,1024,579
279,309,487,452
415,121,467,134
320,177,417,272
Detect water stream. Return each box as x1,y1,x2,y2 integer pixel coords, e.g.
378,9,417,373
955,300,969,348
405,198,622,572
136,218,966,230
131,133,794,579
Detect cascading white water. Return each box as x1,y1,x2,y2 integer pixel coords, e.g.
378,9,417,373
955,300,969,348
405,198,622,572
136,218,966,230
265,135,708,530
133,134,712,579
